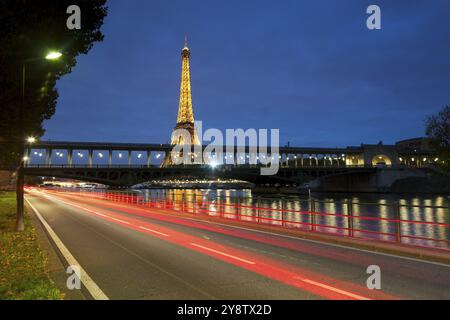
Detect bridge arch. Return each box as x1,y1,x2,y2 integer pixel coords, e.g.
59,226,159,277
371,154,392,166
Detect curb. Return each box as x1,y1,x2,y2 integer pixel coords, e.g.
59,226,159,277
27,204,87,300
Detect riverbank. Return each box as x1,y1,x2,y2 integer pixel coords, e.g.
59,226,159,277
0,191,62,299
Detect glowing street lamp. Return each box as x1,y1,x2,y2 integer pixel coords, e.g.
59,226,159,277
16,50,63,232
45,51,63,60
26,136,36,143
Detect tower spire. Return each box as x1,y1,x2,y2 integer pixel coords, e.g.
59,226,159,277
171,38,199,145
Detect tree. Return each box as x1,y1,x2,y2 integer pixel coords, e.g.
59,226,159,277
0,0,108,167
425,105,450,171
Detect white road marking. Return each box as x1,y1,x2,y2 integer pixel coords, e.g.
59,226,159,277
293,277,370,300
139,226,169,237
94,212,107,217
33,191,131,225
25,198,109,300
190,243,256,265
177,215,450,268
110,217,130,225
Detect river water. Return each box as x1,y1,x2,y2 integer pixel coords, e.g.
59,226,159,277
128,189,450,249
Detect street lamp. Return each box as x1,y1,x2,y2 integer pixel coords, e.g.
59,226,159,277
16,51,62,232
45,51,63,60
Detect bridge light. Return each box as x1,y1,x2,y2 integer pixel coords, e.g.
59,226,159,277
33,151,38,155
399,157,403,161
137,153,142,158
434,158,439,162
38,153,43,157
23,156,29,161
59,153,63,157
156,154,161,159
98,153,104,158
209,161,218,169
411,157,415,161
26,136,36,143
423,158,427,162
118,153,123,158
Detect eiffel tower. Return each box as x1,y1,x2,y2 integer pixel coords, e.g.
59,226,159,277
163,37,200,166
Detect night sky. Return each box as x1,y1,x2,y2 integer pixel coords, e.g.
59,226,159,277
44,0,450,148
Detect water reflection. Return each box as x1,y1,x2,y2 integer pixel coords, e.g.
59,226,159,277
135,189,450,249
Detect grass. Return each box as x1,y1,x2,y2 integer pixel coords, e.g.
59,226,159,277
0,191,62,300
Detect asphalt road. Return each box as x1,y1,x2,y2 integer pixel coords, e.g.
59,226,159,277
25,189,450,300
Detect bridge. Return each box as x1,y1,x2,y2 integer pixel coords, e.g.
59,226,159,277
22,140,436,187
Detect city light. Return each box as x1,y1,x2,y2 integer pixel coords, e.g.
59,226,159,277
209,161,218,168
118,153,123,158
45,51,62,60
98,153,104,158
26,136,36,143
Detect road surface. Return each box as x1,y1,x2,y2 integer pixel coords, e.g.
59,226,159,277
25,188,450,300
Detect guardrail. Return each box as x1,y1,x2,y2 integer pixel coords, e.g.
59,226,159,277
40,188,450,251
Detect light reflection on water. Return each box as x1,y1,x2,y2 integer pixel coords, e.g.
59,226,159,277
135,188,450,249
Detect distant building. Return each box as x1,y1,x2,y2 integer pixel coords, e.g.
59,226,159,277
395,137,434,151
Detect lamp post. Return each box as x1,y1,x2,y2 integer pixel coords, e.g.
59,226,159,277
16,51,62,232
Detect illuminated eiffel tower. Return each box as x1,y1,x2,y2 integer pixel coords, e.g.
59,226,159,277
163,37,200,166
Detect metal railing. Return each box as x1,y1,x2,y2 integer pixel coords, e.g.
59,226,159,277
42,188,450,251
23,163,393,169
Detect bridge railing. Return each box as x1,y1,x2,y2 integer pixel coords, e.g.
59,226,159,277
39,187,450,251
24,163,384,169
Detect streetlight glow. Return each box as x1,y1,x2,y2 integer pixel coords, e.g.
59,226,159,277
27,136,36,143
45,51,63,60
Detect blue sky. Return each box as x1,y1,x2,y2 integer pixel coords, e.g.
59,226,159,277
44,0,450,147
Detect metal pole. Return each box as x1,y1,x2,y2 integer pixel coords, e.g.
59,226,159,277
281,197,286,227
394,201,402,243
347,200,354,237
257,196,261,223
310,197,316,231
236,195,240,219
182,193,185,212
16,63,26,232
193,193,196,214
